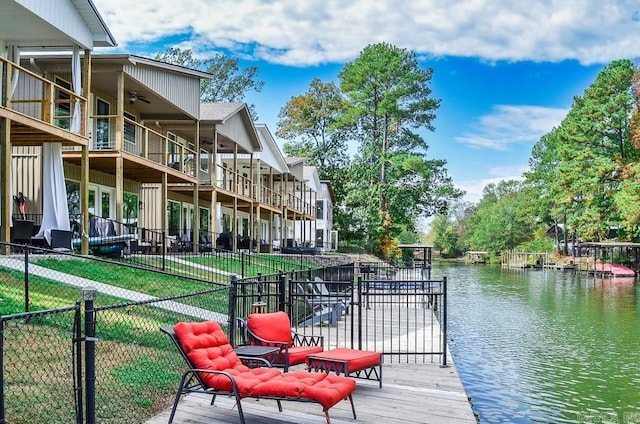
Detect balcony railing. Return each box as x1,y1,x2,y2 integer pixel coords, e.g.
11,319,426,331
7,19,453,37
215,164,251,198
83,114,196,177
1,56,87,136
257,185,282,209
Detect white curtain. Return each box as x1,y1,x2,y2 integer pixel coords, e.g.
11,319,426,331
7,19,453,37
36,143,70,243
70,45,81,134
9,44,19,96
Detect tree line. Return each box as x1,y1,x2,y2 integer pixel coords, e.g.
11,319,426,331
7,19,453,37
430,59,640,259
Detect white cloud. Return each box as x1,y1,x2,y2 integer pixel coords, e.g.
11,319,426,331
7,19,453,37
93,0,640,66
456,164,528,203
455,105,567,150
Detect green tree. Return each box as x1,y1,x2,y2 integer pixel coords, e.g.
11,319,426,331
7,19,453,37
275,79,353,234
276,78,351,171
154,48,264,120
524,129,572,253
553,59,638,241
338,42,460,257
464,180,533,254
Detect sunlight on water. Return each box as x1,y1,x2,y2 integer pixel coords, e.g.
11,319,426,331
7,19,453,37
431,264,640,423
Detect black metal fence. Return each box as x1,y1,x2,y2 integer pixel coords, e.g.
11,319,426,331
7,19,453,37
228,261,447,365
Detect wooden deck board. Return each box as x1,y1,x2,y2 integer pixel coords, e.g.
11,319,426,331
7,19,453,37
146,302,477,424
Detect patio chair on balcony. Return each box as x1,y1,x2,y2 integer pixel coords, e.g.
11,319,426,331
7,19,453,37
199,234,212,252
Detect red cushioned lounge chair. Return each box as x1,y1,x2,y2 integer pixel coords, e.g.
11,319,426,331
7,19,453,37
245,311,324,371
162,320,356,424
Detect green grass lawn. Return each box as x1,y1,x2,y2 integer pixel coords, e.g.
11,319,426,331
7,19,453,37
0,253,331,423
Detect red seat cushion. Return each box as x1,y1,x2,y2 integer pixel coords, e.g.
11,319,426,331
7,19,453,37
174,321,281,394
277,345,323,366
300,373,356,409
251,371,356,409
247,311,292,345
174,321,232,355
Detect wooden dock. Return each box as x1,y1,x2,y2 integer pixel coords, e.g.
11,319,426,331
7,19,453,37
146,304,477,424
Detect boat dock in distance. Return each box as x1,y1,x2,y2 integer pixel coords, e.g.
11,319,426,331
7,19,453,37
501,242,640,277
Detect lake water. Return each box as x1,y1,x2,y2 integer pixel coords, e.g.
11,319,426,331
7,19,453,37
430,263,640,423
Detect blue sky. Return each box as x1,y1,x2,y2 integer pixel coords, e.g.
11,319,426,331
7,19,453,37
92,0,640,203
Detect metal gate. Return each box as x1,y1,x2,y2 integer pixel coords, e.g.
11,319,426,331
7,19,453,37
0,304,83,424
357,265,447,364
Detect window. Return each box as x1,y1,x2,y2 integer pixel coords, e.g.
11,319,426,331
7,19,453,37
168,201,181,237
123,193,138,226
183,204,194,240
54,77,72,130
66,180,80,220
124,111,136,145
200,149,209,173
95,98,110,149
316,200,324,219
199,208,210,234
316,229,324,249
88,184,115,219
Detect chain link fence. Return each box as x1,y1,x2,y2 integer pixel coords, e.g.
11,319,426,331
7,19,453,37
0,242,230,424
1,304,82,424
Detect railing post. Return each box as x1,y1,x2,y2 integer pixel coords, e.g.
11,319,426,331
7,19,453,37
0,315,5,424
440,276,448,368
279,272,287,313
357,275,363,351
83,286,98,424
228,275,238,347
161,231,166,271
23,248,29,314
73,302,83,424
241,252,245,278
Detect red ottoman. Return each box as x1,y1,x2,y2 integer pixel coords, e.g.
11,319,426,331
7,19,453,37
306,348,382,388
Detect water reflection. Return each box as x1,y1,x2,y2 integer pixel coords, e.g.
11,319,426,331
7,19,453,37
432,264,640,423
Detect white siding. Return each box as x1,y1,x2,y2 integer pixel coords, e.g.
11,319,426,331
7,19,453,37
124,63,201,118
16,0,96,49
217,114,255,153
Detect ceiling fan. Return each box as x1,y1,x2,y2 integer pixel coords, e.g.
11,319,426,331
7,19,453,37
128,91,150,104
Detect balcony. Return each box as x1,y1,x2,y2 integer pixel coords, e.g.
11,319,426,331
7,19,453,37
215,163,251,199
0,57,87,146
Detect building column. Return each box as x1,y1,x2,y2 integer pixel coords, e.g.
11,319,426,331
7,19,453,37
193,119,200,252
80,50,92,254
0,117,10,246
115,72,124,224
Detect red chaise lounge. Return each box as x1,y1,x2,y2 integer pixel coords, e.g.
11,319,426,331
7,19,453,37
162,320,356,424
